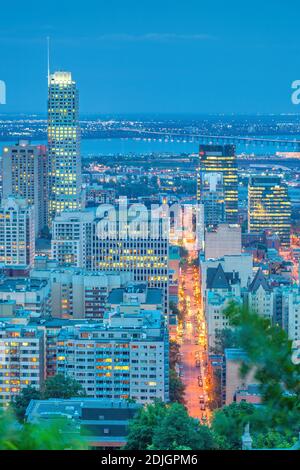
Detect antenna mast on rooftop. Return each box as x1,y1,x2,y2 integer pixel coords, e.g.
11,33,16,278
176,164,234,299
47,36,51,85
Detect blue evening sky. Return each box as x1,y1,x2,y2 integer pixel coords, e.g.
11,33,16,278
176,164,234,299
1,0,300,114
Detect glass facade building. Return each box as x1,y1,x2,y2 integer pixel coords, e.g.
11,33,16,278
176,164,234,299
197,144,238,224
248,175,291,247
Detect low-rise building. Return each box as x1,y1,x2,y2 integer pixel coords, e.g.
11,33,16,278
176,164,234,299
26,398,141,448
0,277,51,316
222,348,259,406
200,253,253,297
206,290,242,350
107,282,163,313
247,269,274,320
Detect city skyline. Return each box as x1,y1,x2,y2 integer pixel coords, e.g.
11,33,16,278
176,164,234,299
0,2,299,455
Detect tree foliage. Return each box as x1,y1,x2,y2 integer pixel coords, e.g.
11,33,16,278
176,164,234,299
211,402,268,450
253,431,295,450
169,369,185,404
0,409,86,450
224,302,300,432
169,302,183,322
125,401,215,450
11,374,85,422
11,386,41,423
41,374,85,400
211,328,239,355
169,340,181,370
151,403,214,450
124,400,167,450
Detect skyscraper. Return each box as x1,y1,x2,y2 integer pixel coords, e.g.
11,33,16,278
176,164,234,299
48,71,82,224
0,196,35,267
248,175,291,247
200,172,225,227
197,145,238,224
2,140,48,237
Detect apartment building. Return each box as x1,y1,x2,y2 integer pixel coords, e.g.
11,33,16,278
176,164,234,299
0,324,45,406
56,310,169,404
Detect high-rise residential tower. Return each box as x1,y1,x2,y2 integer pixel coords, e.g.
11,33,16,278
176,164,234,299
197,145,238,224
0,324,45,406
2,140,48,237
248,175,291,247
51,208,94,268
48,71,82,224
0,196,35,267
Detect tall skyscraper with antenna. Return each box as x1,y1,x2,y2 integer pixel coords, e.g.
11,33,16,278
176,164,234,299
48,69,82,225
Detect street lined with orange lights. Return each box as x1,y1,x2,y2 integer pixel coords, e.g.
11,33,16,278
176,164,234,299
178,253,211,423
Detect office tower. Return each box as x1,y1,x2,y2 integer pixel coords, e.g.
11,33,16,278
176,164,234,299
0,196,35,267
204,223,242,260
197,145,238,224
51,209,95,268
56,310,169,404
248,176,291,247
48,71,82,224
0,324,45,406
2,140,48,237
200,172,225,227
51,206,170,313
93,233,169,314
93,210,169,314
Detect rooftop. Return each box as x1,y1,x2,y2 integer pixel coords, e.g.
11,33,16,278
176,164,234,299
0,277,48,293
26,397,140,422
225,348,249,362
107,284,162,305
206,263,240,290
